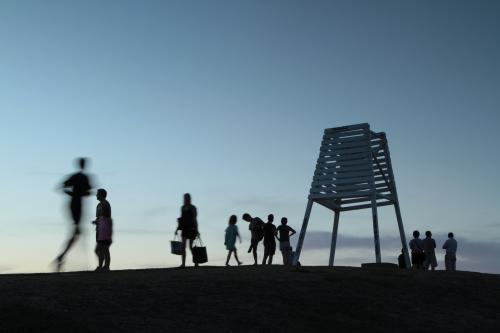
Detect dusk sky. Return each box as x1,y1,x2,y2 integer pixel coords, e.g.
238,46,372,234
1,0,499,274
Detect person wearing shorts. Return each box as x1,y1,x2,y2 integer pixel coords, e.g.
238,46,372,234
242,213,264,265
93,188,112,272
262,214,277,265
276,217,296,265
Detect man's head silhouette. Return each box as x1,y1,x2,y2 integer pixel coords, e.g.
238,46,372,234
77,157,87,170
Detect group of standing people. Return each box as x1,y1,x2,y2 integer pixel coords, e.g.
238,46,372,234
407,230,458,271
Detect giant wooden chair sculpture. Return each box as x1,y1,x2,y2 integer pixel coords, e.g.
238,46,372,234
293,123,411,267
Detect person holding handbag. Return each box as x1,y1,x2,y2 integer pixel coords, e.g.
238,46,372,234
176,193,199,268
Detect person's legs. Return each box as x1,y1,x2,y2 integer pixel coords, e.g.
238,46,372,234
95,243,104,269
252,239,258,265
234,250,241,265
285,246,292,265
56,226,81,272
445,254,450,271
188,238,198,267
226,250,232,266
423,255,430,270
57,199,82,268
181,237,187,267
450,254,456,271
268,244,276,265
103,244,110,270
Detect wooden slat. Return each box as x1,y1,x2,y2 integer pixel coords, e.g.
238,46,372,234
376,193,393,201
309,191,373,199
331,183,373,192
340,197,372,205
316,177,373,187
330,164,374,173
324,123,369,134
317,151,372,164
313,168,387,181
320,134,370,146
320,149,384,159
320,139,371,152
340,201,393,212
311,182,372,192
314,199,340,211
317,157,371,167
318,152,371,164
322,129,367,140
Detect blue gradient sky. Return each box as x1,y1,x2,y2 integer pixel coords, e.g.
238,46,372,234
1,0,499,273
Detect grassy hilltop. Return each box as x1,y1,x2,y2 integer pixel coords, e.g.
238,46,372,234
0,266,499,332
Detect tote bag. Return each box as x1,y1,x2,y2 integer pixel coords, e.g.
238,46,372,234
192,236,208,264
170,234,184,255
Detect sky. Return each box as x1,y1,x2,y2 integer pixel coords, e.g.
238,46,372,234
1,0,499,274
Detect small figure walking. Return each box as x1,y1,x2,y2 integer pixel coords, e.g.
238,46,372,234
423,230,438,271
242,213,264,265
55,157,93,271
176,193,199,268
442,232,457,271
409,230,425,270
262,214,277,265
276,217,296,265
225,215,242,266
92,189,113,272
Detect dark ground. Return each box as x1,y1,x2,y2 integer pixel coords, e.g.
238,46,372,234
0,266,499,332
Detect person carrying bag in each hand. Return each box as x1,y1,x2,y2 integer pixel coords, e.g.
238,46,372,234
175,193,199,268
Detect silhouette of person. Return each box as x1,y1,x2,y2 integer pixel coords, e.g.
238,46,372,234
175,193,199,268
423,230,437,270
276,217,296,265
398,248,408,269
242,213,264,265
442,232,457,271
55,158,93,271
92,189,113,272
409,230,425,270
262,214,277,265
225,215,242,266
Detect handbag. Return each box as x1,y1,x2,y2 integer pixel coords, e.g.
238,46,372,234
192,236,208,264
170,234,184,255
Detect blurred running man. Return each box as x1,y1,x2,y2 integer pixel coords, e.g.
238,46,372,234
55,158,93,271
